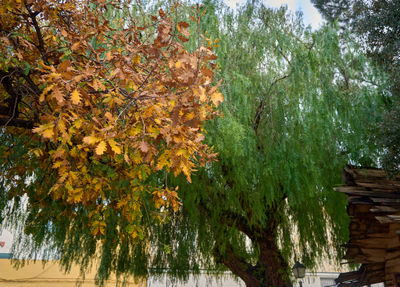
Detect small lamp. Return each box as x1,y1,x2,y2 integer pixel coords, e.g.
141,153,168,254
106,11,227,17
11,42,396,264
292,261,306,287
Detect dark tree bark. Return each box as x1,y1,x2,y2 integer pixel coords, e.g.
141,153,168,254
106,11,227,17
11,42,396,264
214,225,292,287
0,69,38,129
209,201,292,287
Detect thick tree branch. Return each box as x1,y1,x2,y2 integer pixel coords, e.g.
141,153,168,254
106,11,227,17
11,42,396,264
253,74,290,134
214,240,264,287
0,117,34,129
0,68,39,129
25,5,49,65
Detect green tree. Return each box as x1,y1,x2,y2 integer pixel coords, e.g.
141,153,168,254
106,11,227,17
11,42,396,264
148,2,385,287
312,0,400,173
0,1,386,287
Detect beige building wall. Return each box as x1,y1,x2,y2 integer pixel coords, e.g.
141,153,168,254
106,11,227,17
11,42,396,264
0,259,146,287
0,228,145,287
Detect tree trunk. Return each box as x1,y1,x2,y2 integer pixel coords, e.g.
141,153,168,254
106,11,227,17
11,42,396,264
215,230,292,287
203,191,291,287
258,234,292,287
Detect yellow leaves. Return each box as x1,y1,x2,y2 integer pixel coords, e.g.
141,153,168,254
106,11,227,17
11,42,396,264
38,60,52,70
91,220,106,236
42,128,55,139
156,151,170,170
185,112,195,121
211,91,224,106
48,72,61,80
176,149,188,157
71,89,81,105
124,152,131,164
72,118,82,129
128,125,142,137
33,123,55,139
193,86,223,106
153,187,182,212
53,146,66,159
198,86,207,102
30,148,43,157
128,81,138,91
147,125,160,139
132,54,140,64
40,84,54,102
193,86,207,102
0,0,224,245
126,224,138,239
175,61,182,68
52,161,64,169
84,137,120,155
83,135,100,145
71,42,80,51
181,164,192,183
95,141,107,155
108,139,121,154
66,181,83,203
132,151,142,164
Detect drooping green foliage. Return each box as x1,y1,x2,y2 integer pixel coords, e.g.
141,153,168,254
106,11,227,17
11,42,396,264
312,0,400,174
148,1,386,285
0,1,387,286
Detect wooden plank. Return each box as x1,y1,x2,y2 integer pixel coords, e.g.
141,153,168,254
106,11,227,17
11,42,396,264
339,167,400,287
371,206,400,213
336,187,400,199
336,270,362,283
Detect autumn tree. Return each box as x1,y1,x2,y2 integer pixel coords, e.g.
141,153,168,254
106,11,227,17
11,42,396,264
0,0,222,283
147,2,386,287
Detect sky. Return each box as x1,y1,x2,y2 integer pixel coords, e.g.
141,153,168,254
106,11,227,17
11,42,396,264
224,0,324,30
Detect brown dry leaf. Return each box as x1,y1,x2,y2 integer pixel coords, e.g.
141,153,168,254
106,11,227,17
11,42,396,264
139,140,149,152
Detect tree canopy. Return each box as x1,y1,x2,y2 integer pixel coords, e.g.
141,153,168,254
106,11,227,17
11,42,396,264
149,2,385,286
0,1,388,287
312,0,400,173
0,0,221,283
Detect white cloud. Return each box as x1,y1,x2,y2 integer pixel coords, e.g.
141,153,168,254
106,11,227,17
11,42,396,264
299,0,323,29
266,0,299,11
225,0,245,9
224,0,323,29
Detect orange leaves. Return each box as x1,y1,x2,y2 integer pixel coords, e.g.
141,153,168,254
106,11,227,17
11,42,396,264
91,220,106,236
211,91,224,106
108,139,121,154
32,123,55,139
95,141,107,155
153,187,182,212
71,89,81,105
0,0,222,242
83,135,99,145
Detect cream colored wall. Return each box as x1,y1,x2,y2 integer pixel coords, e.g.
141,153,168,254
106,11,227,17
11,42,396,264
148,272,245,287
0,259,146,287
148,272,339,287
0,228,146,286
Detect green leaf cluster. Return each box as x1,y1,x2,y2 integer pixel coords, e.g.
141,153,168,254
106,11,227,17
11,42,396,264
149,0,386,282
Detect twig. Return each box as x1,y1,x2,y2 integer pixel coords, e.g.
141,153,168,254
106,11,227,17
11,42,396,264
253,73,290,133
